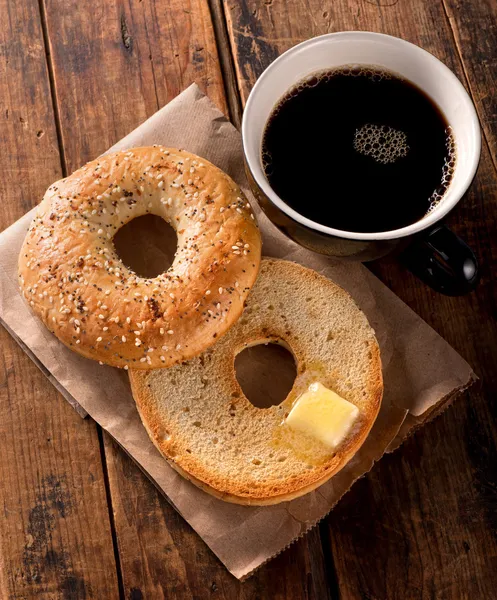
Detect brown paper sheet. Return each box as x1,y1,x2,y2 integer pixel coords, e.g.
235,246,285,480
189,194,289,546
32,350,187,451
0,84,476,580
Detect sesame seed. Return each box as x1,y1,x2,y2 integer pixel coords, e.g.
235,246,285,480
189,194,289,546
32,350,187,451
160,356,165,361
169,293,175,299
216,303,221,310
124,365,129,370
161,345,168,350
175,344,181,350
236,208,242,214
103,327,109,331
244,243,250,248
96,337,102,342
158,181,164,188
76,339,80,344
122,336,127,342
98,314,105,319
205,290,211,295
167,330,174,335
134,331,141,336
140,357,147,363
218,287,223,294
126,317,131,324
231,245,239,250
220,207,225,213
159,328,165,335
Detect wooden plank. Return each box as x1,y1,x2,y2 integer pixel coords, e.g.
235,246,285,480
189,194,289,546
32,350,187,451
42,0,333,594
105,435,334,599
43,0,227,172
0,1,121,597
222,0,497,597
442,0,497,170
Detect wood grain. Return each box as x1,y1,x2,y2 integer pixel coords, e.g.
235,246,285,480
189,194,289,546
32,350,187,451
442,0,497,170
0,1,120,597
40,0,332,595
222,0,497,597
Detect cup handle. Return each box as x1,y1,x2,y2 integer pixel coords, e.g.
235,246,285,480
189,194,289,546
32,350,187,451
400,224,479,295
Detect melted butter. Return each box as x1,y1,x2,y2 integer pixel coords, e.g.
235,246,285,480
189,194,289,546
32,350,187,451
271,424,333,466
271,379,360,467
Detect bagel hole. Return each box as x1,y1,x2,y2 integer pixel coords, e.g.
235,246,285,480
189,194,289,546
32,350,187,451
235,343,296,409
113,214,177,278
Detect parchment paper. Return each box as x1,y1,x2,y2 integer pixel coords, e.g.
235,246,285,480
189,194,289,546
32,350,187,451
0,84,475,580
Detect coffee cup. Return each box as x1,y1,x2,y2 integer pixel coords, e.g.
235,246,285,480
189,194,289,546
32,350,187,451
242,31,481,295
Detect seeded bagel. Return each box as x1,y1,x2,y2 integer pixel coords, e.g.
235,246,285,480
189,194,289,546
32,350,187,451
18,147,261,369
130,259,383,504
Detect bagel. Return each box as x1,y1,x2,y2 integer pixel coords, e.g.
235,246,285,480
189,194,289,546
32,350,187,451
18,147,261,369
130,259,383,504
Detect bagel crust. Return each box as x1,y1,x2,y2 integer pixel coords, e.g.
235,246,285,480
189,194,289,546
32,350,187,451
130,259,383,504
18,147,261,369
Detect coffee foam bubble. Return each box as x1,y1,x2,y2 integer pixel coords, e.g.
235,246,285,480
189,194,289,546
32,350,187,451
354,124,409,165
427,126,457,212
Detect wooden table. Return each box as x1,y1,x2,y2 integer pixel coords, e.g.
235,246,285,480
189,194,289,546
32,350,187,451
1,0,496,598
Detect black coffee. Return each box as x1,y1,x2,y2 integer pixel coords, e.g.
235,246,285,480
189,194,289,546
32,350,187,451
262,66,456,233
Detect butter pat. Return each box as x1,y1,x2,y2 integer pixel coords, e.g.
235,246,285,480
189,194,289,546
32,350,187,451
285,382,359,449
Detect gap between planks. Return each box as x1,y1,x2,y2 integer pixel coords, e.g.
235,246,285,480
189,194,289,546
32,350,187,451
207,0,244,128
37,0,68,177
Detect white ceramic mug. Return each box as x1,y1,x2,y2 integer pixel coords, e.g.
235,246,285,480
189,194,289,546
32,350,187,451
242,32,481,295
